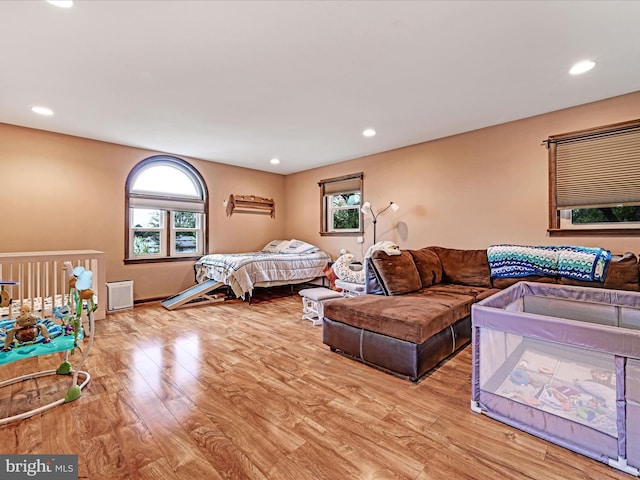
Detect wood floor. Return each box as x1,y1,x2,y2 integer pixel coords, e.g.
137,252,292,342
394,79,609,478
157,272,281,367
0,288,633,480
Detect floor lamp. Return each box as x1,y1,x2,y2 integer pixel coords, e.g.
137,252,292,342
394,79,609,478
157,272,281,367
361,201,400,244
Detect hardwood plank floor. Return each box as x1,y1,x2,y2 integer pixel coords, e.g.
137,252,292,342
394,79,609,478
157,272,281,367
0,289,633,479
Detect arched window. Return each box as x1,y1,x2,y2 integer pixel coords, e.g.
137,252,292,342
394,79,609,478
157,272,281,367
125,156,208,263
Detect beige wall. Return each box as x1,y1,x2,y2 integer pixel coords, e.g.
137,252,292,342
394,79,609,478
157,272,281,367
4,90,640,302
284,91,640,262
0,123,285,301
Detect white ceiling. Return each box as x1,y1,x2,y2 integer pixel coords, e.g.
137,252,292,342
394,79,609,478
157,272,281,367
2,1,640,175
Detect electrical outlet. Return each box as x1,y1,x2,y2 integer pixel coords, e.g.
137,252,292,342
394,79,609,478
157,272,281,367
357,236,364,243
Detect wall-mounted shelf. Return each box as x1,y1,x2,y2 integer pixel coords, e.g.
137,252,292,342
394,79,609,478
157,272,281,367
225,194,275,218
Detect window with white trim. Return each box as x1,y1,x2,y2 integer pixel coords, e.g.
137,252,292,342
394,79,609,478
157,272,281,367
125,156,208,262
547,119,640,236
318,173,363,236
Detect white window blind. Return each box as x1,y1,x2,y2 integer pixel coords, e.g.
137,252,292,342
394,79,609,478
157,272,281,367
322,177,362,195
555,126,640,209
129,195,206,213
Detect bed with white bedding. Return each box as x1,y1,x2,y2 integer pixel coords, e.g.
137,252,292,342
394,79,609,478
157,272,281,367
194,240,331,299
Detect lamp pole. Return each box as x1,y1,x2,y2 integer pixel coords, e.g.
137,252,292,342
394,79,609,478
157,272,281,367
362,201,399,244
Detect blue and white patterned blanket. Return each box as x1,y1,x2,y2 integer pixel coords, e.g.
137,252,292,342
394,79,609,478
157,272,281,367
487,244,611,282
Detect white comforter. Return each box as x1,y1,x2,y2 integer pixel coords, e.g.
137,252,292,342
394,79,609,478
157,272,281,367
194,250,331,298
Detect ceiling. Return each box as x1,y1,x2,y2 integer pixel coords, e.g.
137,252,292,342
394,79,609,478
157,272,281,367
2,1,640,175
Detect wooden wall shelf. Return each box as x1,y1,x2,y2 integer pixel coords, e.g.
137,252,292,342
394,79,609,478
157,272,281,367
225,194,275,218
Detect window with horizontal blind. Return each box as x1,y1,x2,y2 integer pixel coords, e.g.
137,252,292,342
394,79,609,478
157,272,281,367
318,172,363,236
547,118,640,236
125,155,208,263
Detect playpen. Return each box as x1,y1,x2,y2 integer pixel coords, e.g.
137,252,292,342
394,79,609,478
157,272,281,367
472,282,640,476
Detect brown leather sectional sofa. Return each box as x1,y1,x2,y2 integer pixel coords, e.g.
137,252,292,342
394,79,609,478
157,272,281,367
322,246,640,382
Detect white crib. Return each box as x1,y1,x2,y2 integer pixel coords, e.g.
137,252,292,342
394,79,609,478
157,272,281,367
0,250,106,321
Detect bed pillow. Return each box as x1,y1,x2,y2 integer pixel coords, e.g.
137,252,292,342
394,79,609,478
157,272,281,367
279,239,319,254
261,240,288,253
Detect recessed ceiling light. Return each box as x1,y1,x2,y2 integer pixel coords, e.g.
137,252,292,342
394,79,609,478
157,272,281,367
362,128,376,137
270,158,280,165
570,60,596,75
47,1,74,8
32,106,54,116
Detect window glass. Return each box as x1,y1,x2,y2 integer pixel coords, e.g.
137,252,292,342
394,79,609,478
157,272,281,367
174,211,198,229
132,165,200,198
172,211,201,255
133,231,162,256
329,193,361,231
175,232,197,253
559,207,640,230
571,207,640,224
132,208,163,228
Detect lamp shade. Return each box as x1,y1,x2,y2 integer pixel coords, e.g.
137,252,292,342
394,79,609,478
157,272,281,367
361,201,372,214
390,202,400,213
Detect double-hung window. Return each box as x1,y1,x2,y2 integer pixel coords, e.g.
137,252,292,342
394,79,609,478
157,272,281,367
318,173,363,236
125,156,208,263
547,119,640,236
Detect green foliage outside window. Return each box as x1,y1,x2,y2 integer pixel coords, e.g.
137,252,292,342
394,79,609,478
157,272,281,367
174,211,197,228
133,232,160,254
572,206,640,224
331,193,360,208
332,208,360,229
330,193,361,230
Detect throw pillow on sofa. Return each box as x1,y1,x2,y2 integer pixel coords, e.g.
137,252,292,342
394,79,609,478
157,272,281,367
370,250,422,295
428,247,492,288
409,248,443,288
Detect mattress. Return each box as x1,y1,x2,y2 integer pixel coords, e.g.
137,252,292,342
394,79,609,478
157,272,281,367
194,250,331,298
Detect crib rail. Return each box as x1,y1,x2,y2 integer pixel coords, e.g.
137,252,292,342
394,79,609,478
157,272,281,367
0,250,106,321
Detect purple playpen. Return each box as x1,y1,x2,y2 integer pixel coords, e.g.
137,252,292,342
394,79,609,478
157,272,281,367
471,282,640,476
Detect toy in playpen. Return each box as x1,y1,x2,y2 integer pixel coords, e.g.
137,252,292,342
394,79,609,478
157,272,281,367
0,266,96,424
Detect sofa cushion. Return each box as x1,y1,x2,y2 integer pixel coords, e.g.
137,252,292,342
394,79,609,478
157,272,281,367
492,275,556,289
409,248,443,288
323,292,475,344
425,283,499,301
427,247,492,287
370,250,422,295
558,252,639,291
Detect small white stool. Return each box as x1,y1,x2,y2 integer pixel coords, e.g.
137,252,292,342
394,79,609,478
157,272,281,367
298,287,343,325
